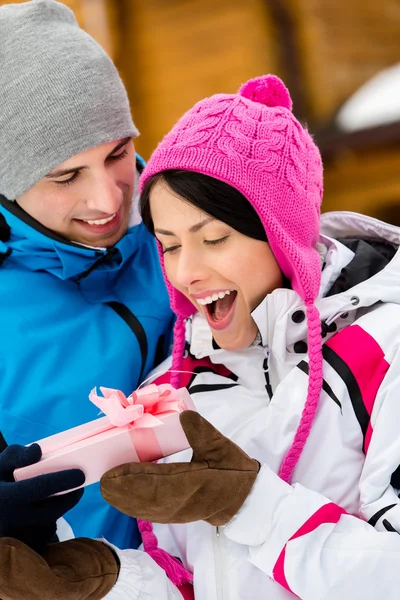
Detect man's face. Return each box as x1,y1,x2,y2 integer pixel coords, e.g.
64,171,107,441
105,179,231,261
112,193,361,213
16,138,136,247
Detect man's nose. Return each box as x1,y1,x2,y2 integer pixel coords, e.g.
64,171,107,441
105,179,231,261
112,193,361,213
85,171,123,214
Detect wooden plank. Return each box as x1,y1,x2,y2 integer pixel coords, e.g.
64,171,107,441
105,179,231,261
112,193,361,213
118,0,281,158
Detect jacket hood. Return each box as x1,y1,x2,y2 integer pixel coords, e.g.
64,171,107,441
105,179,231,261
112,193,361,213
320,211,400,305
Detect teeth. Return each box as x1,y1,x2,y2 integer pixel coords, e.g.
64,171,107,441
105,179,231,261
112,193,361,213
198,296,213,306
197,290,233,305
83,213,116,226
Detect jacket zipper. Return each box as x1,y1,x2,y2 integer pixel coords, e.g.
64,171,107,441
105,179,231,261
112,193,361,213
263,350,273,399
75,247,119,282
213,526,226,600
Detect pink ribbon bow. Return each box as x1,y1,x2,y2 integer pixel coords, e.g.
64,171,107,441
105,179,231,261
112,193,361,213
89,383,187,429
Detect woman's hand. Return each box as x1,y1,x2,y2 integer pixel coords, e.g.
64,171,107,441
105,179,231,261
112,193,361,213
0,537,119,600
100,411,259,526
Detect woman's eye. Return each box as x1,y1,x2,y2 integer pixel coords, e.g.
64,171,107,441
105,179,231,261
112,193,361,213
204,236,229,246
107,148,128,162
162,245,181,255
54,171,80,186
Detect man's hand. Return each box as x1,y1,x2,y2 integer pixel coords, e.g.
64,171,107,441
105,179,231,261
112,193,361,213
101,410,259,526
0,537,119,600
0,443,85,552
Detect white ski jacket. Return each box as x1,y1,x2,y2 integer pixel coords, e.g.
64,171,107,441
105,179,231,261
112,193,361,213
105,212,400,600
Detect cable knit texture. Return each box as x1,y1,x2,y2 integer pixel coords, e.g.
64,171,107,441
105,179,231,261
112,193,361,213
140,74,324,482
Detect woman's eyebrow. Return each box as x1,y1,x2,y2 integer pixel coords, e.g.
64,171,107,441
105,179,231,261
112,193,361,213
155,217,215,236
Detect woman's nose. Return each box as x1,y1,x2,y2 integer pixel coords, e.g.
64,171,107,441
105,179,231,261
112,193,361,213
174,248,209,290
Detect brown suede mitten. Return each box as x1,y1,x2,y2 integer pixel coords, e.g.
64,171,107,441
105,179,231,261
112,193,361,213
0,537,119,600
100,410,260,526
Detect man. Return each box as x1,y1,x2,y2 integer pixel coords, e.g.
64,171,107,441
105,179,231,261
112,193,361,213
0,0,173,554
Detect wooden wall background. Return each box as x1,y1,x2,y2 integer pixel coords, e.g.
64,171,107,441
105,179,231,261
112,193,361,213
1,0,399,222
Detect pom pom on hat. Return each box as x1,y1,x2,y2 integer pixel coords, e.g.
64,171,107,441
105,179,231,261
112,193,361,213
239,74,293,111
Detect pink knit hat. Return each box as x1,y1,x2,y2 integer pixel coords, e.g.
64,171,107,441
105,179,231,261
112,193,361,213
140,75,324,483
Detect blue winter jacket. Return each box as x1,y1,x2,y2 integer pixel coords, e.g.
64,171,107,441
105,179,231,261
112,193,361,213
0,160,174,549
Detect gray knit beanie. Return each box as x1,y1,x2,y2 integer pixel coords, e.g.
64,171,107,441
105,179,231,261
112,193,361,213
0,0,139,200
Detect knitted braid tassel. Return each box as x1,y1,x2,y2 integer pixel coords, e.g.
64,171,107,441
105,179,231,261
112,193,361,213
138,519,193,586
170,316,186,389
278,302,323,483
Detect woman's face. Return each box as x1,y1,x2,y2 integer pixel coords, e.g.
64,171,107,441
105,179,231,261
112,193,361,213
150,180,283,351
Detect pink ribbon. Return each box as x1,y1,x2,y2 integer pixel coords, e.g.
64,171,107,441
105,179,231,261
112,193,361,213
89,383,186,428
88,384,189,462
40,384,189,459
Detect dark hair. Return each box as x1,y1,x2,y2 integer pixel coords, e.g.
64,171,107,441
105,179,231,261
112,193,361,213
140,170,268,242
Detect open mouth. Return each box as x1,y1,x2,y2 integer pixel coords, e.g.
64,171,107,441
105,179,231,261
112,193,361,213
203,290,238,330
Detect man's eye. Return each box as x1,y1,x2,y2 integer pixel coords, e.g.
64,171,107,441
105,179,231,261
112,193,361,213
107,149,128,162
54,171,80,186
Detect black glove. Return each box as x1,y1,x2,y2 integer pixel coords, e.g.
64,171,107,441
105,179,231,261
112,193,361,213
0,443,85,553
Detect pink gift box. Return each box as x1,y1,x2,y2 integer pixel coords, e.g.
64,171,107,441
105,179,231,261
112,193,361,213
14,384,196,488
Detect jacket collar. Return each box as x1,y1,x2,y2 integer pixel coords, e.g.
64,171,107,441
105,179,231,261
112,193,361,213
251,234,356,348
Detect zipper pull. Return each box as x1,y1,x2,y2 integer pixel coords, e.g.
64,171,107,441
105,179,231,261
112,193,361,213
262,352,273,399
216,526,220,537
262,346,270,372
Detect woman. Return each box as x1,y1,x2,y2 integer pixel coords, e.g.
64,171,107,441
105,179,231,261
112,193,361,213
100,74,400,599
